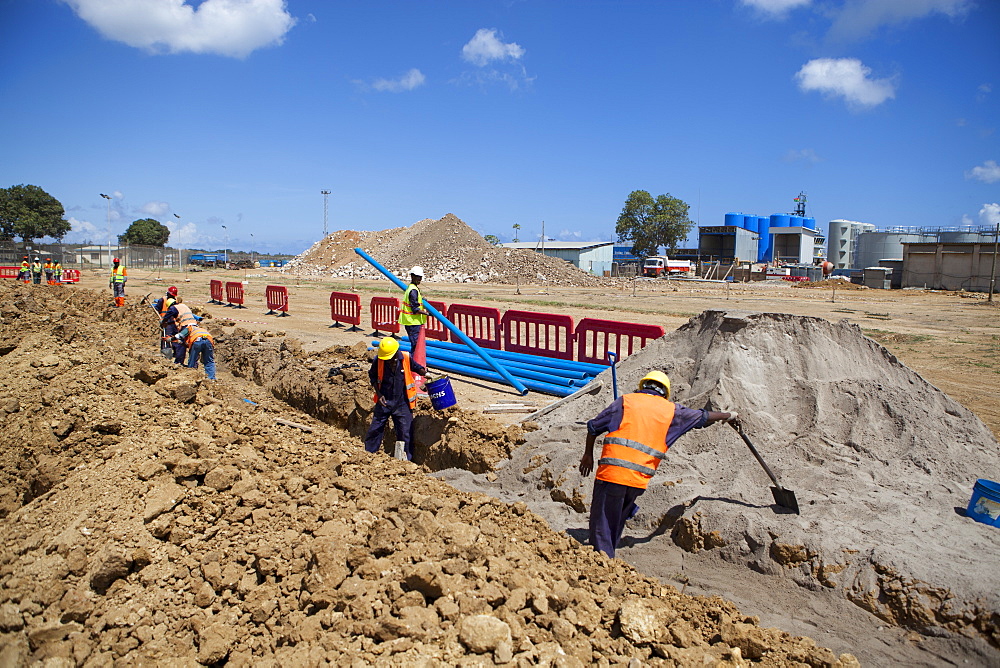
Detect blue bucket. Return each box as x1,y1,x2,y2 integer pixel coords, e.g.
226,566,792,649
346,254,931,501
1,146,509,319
426,376,457,410
966,479,1000,528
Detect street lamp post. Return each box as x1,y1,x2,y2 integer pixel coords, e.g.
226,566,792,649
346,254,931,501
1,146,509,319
221,225,228,269
100,193,112,268
250,233,255,267
174,213,184,276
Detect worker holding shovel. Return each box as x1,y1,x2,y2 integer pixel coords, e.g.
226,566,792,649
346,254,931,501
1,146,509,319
578,370,739,559
365,337,426,461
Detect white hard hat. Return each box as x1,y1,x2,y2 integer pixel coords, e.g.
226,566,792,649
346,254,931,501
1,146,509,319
410,266,424,277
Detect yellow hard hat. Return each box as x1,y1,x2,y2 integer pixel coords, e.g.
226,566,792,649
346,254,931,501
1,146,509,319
377,337,399,360
638,371,671,398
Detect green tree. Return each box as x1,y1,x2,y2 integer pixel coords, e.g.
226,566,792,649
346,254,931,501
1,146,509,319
512,222,521,242
615,190,694,259
484,234,501,246
119,218,170,246
0,184,70,245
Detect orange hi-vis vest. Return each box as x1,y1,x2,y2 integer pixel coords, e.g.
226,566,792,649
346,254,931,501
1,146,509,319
159,297,176,317
174,303,197,328
184,325,214,349
374,351,418,410
596,393,676,490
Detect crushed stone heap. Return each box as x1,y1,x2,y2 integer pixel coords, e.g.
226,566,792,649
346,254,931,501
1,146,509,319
0,284,852,666
458,310,1000,651
283,213,604,286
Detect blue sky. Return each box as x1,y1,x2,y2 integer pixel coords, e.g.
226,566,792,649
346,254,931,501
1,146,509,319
2,0,998,255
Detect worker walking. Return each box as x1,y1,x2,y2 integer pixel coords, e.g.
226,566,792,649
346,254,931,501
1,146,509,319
578,371,740,559
109,257,127,307
18,256,29,283
398,266,429,352
365,337,426,461
43,259,54,285
175,323,216,380
30,258,42,285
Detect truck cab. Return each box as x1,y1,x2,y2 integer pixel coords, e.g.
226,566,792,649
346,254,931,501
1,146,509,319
643,256,691,277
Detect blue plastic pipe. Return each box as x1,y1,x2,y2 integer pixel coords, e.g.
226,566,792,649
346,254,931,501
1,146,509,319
392,340,588,387
354,248,528,396
393,339,589,382
423,339,607,375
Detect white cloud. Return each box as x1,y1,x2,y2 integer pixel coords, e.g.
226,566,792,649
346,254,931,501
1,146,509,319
140,201,170,216
966,160,1000,184
461,28,524,67
165,220,201,247
62,216,102,244
65,0,296,58
783,148,823,164
795,58,895,108
827,0,972,41
740,0,811,17
980,203,1000,226
372,68,426,93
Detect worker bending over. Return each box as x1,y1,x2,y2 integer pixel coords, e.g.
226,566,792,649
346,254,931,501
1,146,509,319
365,337,426,461
175,323,216,380
579,371,739,559
154,287,185,364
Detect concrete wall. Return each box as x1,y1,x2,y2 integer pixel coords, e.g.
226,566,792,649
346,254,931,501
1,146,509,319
902,242,1000,292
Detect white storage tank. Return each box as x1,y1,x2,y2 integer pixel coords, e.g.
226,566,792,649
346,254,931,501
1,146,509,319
827,220,875,270
855,230,932,271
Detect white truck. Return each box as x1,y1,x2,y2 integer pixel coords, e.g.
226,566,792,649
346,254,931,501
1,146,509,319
642,256,692,278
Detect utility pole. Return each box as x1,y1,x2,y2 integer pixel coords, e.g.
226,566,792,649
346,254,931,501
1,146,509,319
321,190,331,237
100,193,112,268
989,222,999,303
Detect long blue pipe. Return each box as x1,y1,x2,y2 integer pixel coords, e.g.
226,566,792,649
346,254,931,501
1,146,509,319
392,339,589,381
424,339,606,375
420,358,575,397
354,248,528,396
392,340,588,387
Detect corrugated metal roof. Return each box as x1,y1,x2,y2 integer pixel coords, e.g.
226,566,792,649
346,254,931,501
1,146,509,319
500,241,613,251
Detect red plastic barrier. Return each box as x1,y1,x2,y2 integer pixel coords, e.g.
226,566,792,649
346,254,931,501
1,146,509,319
265,285,289,316
0,266,18,279
209,279,224,304
502,310,575,360
61,269,80,283
447,303,501,349
370,296,401,335
329,291,362,329
575,317,665,366
424,300,449,341
225,281,246,308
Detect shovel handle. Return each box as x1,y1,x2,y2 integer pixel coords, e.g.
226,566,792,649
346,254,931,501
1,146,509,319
730,421,782,489
606,352,619,400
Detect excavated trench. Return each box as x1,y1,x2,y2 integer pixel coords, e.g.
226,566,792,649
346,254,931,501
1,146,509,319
214,326,528,475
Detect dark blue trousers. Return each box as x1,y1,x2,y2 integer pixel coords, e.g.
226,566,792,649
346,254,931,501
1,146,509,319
364,403,414,460
405,324,422,352
589,479,643,559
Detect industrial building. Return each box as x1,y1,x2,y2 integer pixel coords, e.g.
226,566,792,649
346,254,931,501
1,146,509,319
902,239,1000,291
827,220,877,270
501,240,614,276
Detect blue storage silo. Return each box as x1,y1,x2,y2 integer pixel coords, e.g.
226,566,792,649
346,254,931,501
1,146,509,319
725,212,744,228
803,217,816,230
744,215,758,231
773,214,791,227
757,216,770,262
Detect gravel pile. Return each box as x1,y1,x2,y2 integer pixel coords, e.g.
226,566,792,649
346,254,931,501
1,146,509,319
283,214,604,286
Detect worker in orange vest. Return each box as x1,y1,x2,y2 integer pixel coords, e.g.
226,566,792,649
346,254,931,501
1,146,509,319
365,337,426,461
578,371,739,558
175,323,215,379
43,259,54,284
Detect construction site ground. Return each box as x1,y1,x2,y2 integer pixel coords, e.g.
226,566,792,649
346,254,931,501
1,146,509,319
2,258,998,667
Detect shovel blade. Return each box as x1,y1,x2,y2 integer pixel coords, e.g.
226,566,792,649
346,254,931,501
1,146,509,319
770,486,800,514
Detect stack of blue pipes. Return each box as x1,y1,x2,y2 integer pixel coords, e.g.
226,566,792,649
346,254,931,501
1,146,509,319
383,339,606,397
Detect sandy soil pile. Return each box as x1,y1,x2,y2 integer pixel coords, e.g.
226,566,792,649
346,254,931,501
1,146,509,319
0,284,854,666
437,310,1000,658
283,213,603,286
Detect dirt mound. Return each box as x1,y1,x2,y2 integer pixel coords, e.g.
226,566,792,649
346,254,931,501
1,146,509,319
284,213,603,286
442,310,1000,655
794,279,865,290
0,284,852,666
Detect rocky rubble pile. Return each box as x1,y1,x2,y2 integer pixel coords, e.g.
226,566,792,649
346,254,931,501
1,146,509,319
0,283,854,666
283,213,606,287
